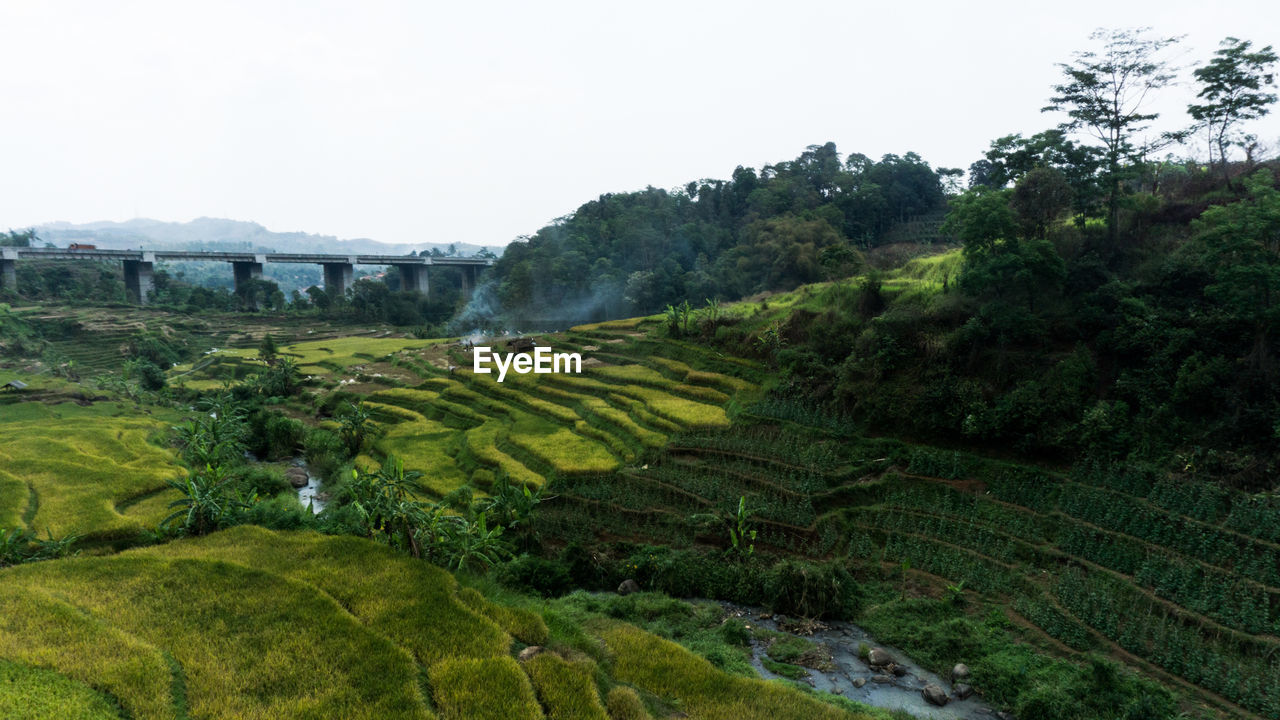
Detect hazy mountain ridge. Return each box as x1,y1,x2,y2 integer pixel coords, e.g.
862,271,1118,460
33,217,502,257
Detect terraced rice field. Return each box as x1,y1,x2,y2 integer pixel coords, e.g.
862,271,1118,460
0,400,185,540
537,413,1280,720
300,323,765,499
0,526,878,720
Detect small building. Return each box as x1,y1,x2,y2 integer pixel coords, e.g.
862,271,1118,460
506,338,536,353
2,380,29,392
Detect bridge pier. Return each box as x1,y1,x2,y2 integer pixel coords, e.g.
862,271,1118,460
323,259,355,298
0,248,16,294
232,255,265,292
458,265,482,299
123,253,155,305
396,264,430,295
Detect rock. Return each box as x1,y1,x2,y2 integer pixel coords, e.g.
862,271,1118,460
866,648,893,667
951,662,971,682
871,674,894,684
852,677,867,688
954,683,974,700
617,579,640,595
890,663,907,677
922,683,949,707
517,646,543,661
285,468,309,488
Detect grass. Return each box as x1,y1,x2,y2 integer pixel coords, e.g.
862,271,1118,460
429,657,542,720
133,527,511,666
523,653,610,720
0,403,184,539
507,416,620,475
0,660,125,720
0,585,175,720
374,417,470,497
603,687,651,720
2,553,430,720
599,623,872,720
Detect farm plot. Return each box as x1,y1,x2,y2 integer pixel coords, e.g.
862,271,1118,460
0,403,184,540
1,527,873,720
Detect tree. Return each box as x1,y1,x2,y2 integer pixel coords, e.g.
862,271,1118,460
1011,167,1074,238
1185,169,1280,375
258,333,278,364
1043,28,1181,241
1188,37,1278,186
0,229,36,247
942,187,1018,257
968,129,1102,220
338,402,381,456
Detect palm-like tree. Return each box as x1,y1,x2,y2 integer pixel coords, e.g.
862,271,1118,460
163,464,247,536
338,402,381,456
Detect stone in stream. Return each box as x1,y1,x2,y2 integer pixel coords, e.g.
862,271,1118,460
954,683,974,700
952,662,971,682
922,683,949,707
285,467,309,488
866,647,893,667
871,674,894,684
617,579,640,595
890,663,907,677
852,677,867,688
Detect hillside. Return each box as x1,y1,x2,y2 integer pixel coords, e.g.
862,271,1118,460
5,297,1275,718
1,526,881,720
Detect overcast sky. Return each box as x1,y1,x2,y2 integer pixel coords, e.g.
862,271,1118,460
1,1,1277,247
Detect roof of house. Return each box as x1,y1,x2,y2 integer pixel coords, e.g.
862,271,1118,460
3,380,28,389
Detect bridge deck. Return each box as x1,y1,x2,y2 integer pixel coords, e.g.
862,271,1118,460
7,248,493,266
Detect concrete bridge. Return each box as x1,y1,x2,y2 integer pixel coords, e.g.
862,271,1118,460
0,247,493,304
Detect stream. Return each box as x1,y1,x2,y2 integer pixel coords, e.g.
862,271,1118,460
286,459,326,514
721,602,1007,719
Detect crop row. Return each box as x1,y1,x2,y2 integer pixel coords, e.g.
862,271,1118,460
1073,460,1280,546
844,507,1041,568
1054,567,1280,717
667,455,828,495
865,527,1032,595
984,468,1280,588
877,482,1052,544
1054,484,1280,588
1058,524,1280,636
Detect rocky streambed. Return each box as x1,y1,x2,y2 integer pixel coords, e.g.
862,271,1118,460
721,603,1010,719
284,460,327,513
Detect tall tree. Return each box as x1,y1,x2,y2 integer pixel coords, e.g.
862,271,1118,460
1043,28,1181,241
1188,37,1278,186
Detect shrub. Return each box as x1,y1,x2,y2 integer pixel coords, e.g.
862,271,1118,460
236,466,291,497
497,555,574,597
604,687,650,720
303,428,345,480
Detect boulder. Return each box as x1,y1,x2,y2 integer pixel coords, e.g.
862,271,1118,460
852,677,867,688
871,674,894,684
922,683,949,707
285,468,309,488
890,663,907,677
954,683,974,700
517,646,544,662
951,662,971,682
866,648,893,667
617,579,641,595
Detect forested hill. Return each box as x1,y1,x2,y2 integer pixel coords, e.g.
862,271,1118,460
482,143,955,325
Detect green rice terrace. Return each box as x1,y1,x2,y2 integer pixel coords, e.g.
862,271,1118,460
2,265,1279,720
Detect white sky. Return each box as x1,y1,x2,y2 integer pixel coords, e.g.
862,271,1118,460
1,0,1277,247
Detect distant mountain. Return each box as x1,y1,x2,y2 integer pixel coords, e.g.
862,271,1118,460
33,217,502,257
